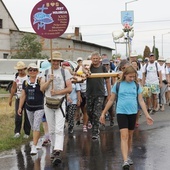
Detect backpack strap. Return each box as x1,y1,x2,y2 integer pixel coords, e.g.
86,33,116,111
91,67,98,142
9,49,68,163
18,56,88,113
145,63,148,77
60,68,66,87
115,82,120,105
155,62,159,77
145,62,159,77
116,81,139,106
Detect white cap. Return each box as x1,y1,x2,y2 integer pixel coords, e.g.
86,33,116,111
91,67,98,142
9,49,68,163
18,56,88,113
77,57,83,62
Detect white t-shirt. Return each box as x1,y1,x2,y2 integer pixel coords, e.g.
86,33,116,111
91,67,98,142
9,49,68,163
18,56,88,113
15,75,27,98
44,67,72,99
79,80,86,93
142,62,161,84
160,63,169,80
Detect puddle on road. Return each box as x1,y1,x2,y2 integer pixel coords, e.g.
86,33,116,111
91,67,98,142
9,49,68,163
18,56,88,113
0,125,170,170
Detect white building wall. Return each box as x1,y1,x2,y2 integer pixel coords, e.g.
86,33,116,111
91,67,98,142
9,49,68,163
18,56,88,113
0,1,18,58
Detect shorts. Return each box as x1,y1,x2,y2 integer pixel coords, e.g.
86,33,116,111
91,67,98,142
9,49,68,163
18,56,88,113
42,114,46,122
117,114,137,130
145,84,160,95
80,92,86,107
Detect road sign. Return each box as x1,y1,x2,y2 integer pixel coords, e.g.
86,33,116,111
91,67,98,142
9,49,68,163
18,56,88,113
121,10,134,26
30,0,69,39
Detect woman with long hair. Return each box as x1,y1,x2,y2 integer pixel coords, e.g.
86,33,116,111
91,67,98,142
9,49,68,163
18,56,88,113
100,65,153,170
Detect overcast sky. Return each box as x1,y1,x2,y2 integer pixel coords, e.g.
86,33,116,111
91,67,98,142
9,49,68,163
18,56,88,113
3,0,170,58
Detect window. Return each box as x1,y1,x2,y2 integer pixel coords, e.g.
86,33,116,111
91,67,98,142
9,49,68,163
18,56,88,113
3,53,9,59
0,19,2,28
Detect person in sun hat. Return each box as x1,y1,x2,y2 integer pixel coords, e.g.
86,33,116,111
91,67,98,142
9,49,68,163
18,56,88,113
9,61,31,139
129,51,142,70
157,56,169,111
18,63,44,155
40,51,72,165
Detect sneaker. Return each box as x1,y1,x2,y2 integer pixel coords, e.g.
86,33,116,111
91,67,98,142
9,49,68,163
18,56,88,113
30,145,37,155
87,122,92,129
110,120,114,126
92,130,100,140
152,110,156,114
50,150,55,160
92,134,99,140
122,161,130,170
42,139,51,146
14,133,20,138
76,120,80,126
83,125,87,132
127,157,133,165
100,124,105,131
23,134,29,139
68,127,73,134
36,139,43,150
148,109,152,114
52,151,62,165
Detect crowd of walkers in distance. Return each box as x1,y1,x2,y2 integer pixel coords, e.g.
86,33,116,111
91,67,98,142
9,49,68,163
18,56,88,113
9,50,170,169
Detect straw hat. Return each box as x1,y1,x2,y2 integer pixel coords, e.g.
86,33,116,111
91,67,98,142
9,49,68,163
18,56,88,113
48,51,64,61
14,61,27,70
158,56,166,62
130,51,138,57
166,58,170,64
27,63,39,70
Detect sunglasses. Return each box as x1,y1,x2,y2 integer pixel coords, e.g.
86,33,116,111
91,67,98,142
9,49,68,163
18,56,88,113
18,69,24,71
28,69,38,72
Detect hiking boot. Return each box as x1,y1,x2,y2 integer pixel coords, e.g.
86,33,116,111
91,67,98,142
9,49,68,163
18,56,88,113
122,161,130,170
52,151,62,165
14,133,20,138
30,145,37,155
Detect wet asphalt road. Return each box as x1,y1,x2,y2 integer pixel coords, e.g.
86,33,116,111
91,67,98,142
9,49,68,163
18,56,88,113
0,105,170,170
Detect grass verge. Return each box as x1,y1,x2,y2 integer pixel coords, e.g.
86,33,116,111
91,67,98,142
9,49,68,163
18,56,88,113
0,97,43,152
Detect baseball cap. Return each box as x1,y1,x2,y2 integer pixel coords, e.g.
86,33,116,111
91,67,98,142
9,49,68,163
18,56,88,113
102,58,110,65
77,57,83,62
149,53,154,57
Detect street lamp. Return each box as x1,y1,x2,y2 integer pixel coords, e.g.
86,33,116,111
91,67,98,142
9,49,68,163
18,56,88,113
124,0,138,57
162,32,170,56
125,0,138,11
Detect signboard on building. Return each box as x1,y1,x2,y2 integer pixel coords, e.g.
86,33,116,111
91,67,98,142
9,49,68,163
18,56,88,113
30,0,69,39
121,10,134,26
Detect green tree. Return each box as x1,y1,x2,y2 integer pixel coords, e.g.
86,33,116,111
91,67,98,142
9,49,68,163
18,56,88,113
12,34,47,59
143,46,151,58
152,46,159,60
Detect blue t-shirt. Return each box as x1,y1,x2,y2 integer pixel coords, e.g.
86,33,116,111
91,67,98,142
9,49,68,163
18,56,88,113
67,83,81,105
112,81,142,115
